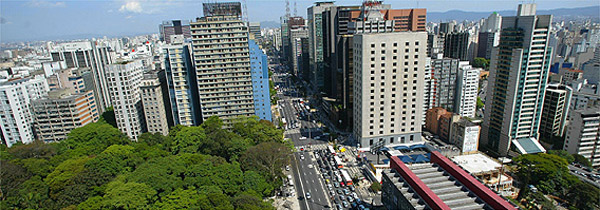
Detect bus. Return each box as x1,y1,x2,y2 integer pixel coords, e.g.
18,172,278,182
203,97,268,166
341,169,353,186
328,145,336,155
334,156,343,169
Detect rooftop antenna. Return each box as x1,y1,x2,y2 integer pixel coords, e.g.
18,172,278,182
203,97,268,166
285,0,290,18
293,1,297,17
242,0,248,22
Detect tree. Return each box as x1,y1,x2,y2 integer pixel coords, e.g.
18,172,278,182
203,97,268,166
127,156,185,199
476,97,484,110
0,160,32,201
6,140,57,160
370,182,381,192
513,153,578,197
153,188,205,210
102,181,157,209
170,126,207,154
573,154,592,168
231,193,274,210
566,182,600,210
44,156,91,197
240,142,291,183
232,117,284,145
473,57,490,69
100,106,117,128
548,150,574,163
243,171,275,197
57,121,130,160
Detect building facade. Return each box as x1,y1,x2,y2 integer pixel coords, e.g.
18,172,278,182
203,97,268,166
191,8,255,124
0,76,49,147
159,20,192,44
481,4,553,155
455,62,481,118
449,118,481,153
540,83,572,138
141,73,170,136
106,60,146,140
249,40,272,121
163,43,200,126
431,54,459,111
564,107,600,168
32,89,98,142
353,32,427,148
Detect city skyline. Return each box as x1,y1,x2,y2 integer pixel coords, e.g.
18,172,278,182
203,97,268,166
1,0,599,42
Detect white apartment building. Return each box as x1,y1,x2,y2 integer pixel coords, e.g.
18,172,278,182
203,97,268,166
0,76,49,147
422,57,434,125
449,117,481,153
191,15,255,124
564,107,600,168
163,42,200,126
353,32,427,148
106,60,145,140
455,62,481,118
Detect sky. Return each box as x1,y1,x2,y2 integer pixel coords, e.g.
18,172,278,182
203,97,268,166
1,0,599,42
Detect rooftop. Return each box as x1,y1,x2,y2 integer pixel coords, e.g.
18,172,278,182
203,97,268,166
451,153,501,174
512,137,546,154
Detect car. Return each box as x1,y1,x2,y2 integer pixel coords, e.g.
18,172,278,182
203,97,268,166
329,190,335,196
333,199,339,204
286,165,290,171
351,192,359,200
336,204,343,210
336,189,343,195
342,201,349,208
299,136,307,140
334,182,340,188
347,196,354,203
339,195,345,201
308,164,313,168
349,185,356,192
300,155,305,160
305,192,311,199
343,189,350,195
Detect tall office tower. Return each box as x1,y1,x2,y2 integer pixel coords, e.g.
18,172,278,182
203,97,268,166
477,31,500,59
280,16,290,60
249,39,272,121
288,19,309,77
431,54,459,111
564,107,600,168
454,62,481,118
300,38,311,82
582,50,600,84
481,4,552,156
443,32,470,61
163,39,200,126
539,83,572,138
353,32,427,148
159,20,192,44
50,41,114,112
32,89,98,143
140,73,169,136
273,28,282,51
249,22,262,40
482,12,502,33
191,3,255,124
0,76,49,147
308,2,336,91
422,57,435,125
427,33,445,57
106,60,146,140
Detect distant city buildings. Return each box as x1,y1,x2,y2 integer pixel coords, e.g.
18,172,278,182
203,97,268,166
159,20,192,44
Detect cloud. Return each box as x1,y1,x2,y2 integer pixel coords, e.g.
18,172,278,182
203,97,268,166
26,0,66,8
119,1,143,13
125,15,133,19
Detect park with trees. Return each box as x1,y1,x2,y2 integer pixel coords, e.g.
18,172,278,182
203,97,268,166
0,116,290,210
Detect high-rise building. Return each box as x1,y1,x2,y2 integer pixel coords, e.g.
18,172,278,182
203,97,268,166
273,28,282,51
106,60,146,140
50,41,114,112
249,39,272,121
280,16,290,61
308,2,336,91
249,22,262,40
353,32,427,148
539,83,572,138
289,21,309,77
159,20,192,44
140,73,170,136
455,62,481,118
191,4,255,124
427,33,445,57
564,107,600,168
422,57,434,124
321,2,426,130
477,31,500,59
163,41,200,126
431,54,459,111
481,12,502,33
438,22,455,34
481,4,552,156
47,68,88,93
444,32,470,61
0,76,49,147
449,117,481,153
32,89,98,143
